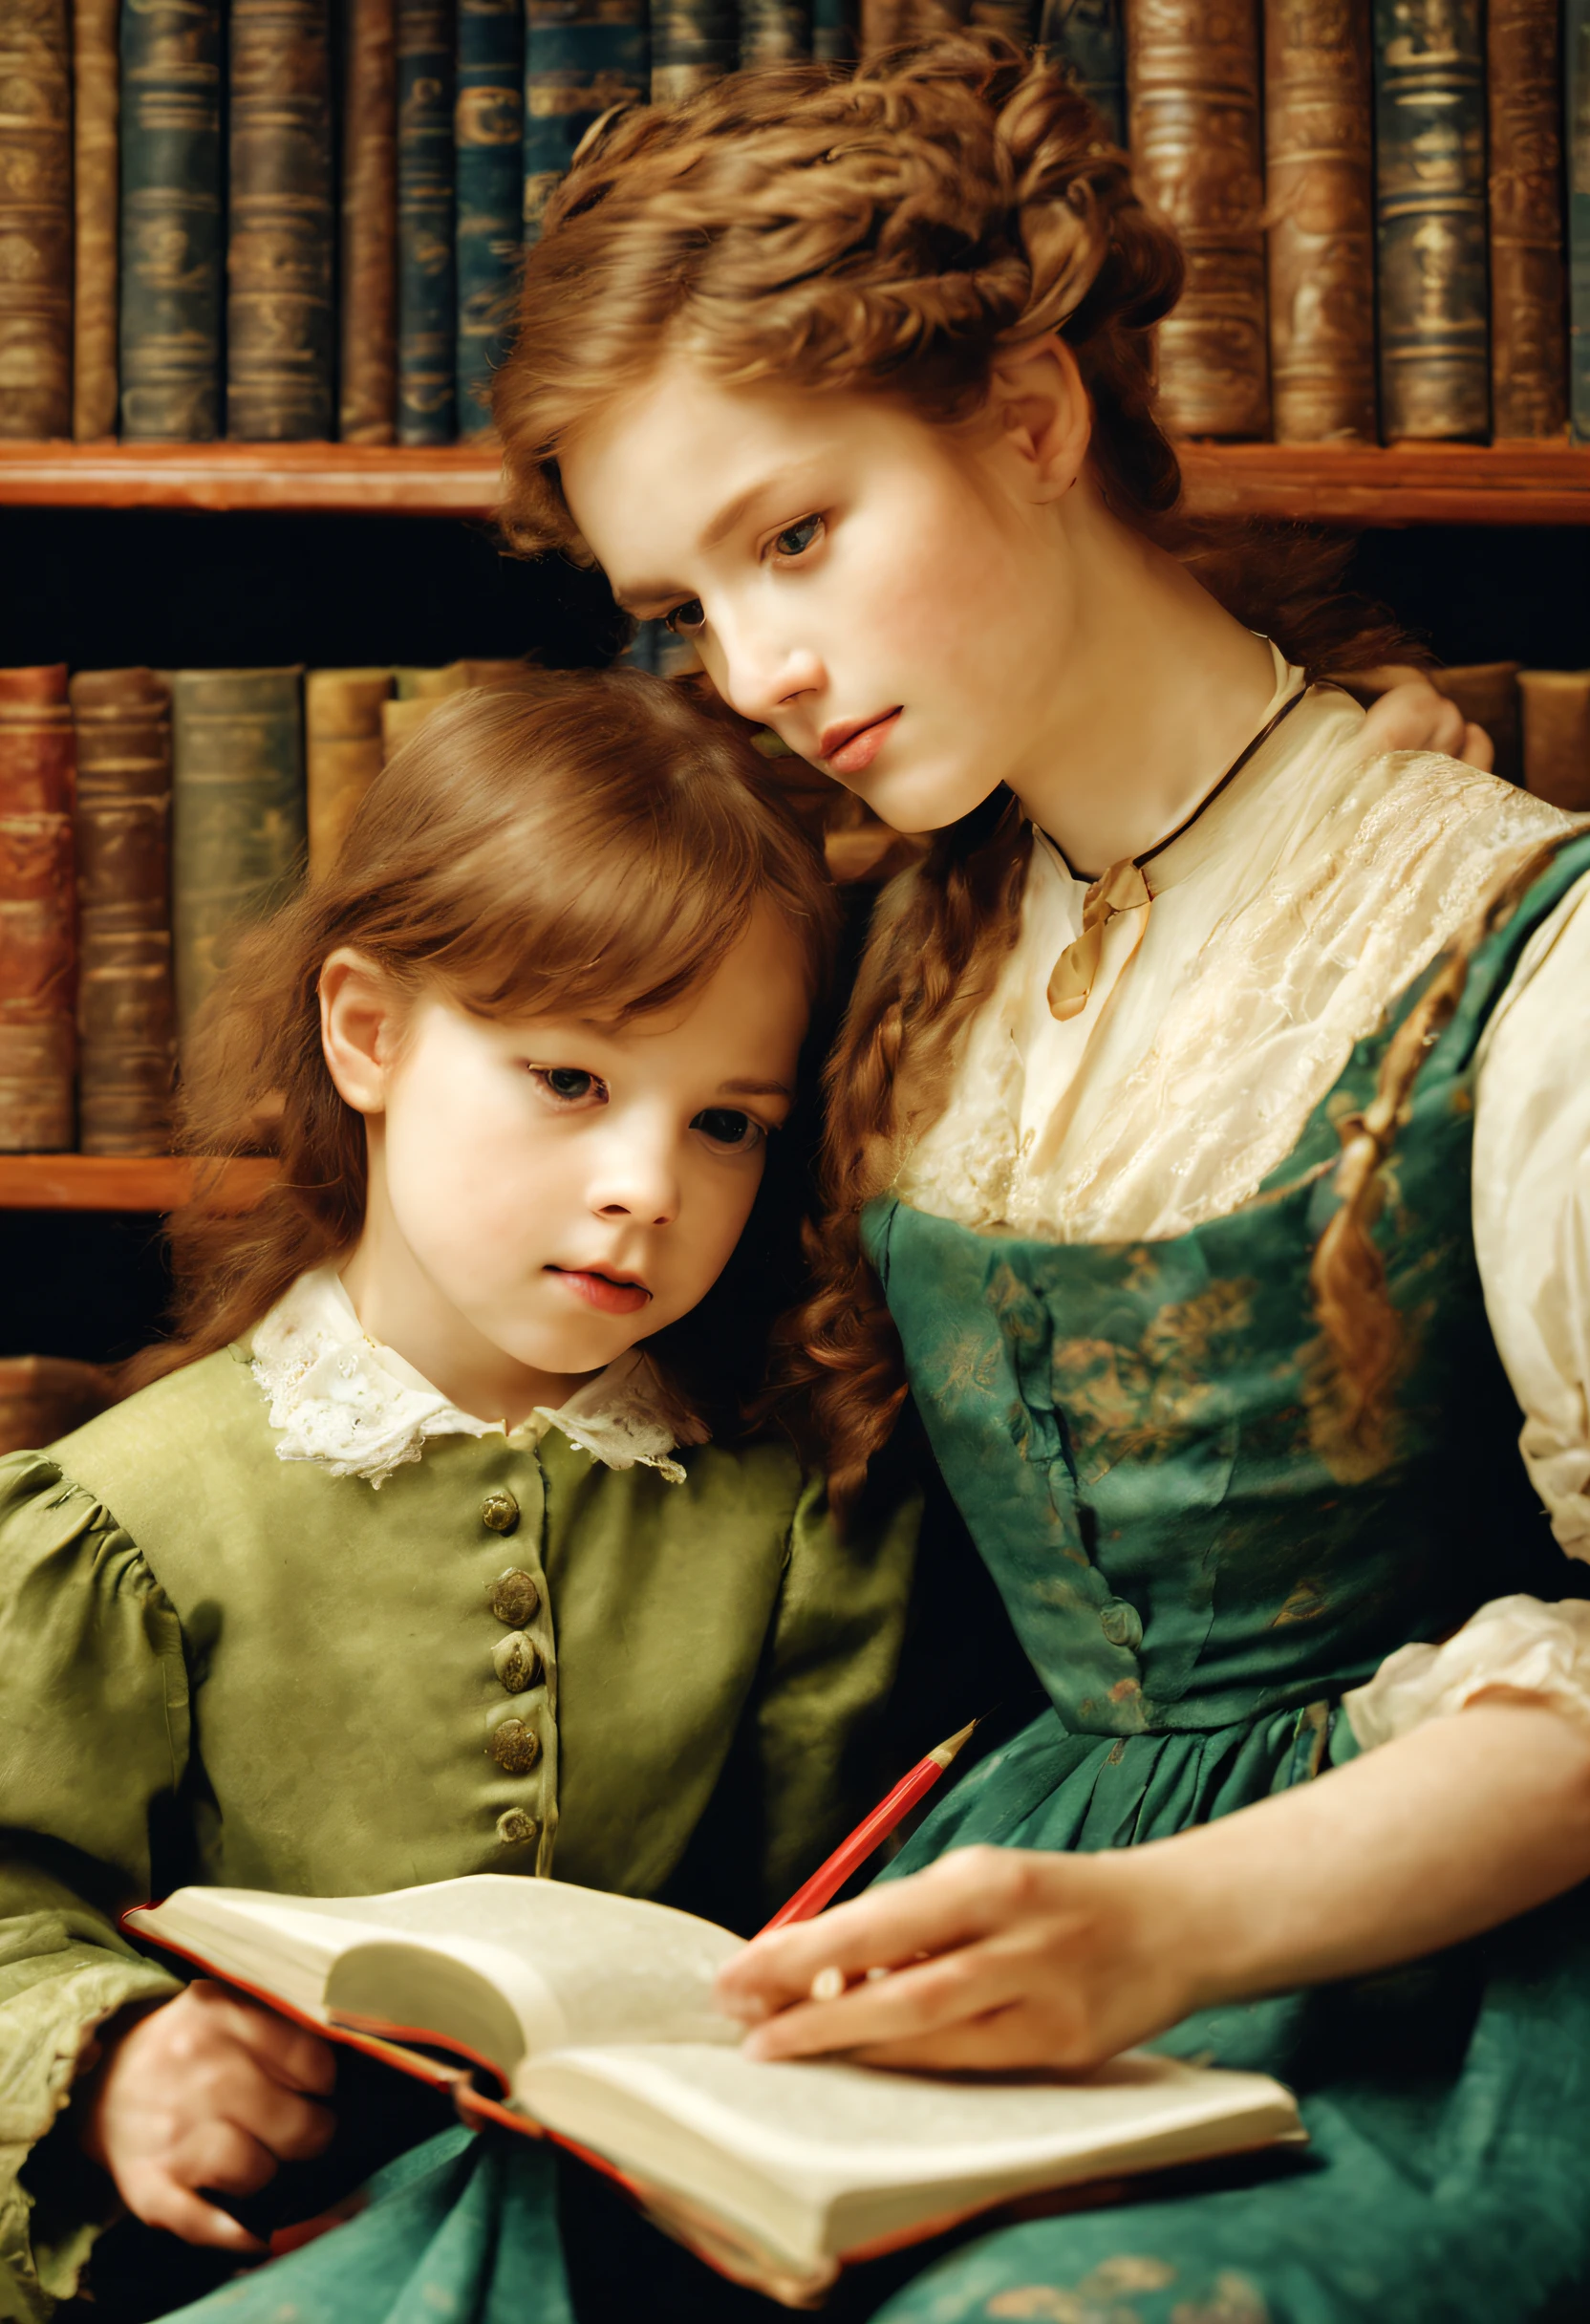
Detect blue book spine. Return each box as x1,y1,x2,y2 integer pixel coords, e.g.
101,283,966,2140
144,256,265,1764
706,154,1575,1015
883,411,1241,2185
740,0,809,68
118,0,224,440
1039,0,1123,143
397,0,456,441
1568,0,1590,439
456,0,524,431
650,0,735,103
524,0,648,240
810,0,854,63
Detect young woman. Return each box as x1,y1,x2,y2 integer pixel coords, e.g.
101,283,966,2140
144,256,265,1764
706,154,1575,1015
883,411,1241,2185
0,675,920,2320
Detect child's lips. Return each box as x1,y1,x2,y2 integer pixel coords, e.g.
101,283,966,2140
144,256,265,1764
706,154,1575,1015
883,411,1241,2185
548,1267,652,1316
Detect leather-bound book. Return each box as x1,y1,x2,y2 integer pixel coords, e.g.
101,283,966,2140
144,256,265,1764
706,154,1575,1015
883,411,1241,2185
1432,660,1523,787
1489,0,1567,439
397,0,456,441
456,0,524,434
1040,0,1125,142
741,0,810,67
650,0,734,104
858,0,907,52
523,0,646,238
1519,670,1590,810
227,0,335,441
73,0,121,441
811,0,855,63
119,0,225,441
0,0,72,438
171,670,307,1049
1263,0,1376,442
306,668,394,873
0,667,75,1153
1373,0,1489,440
69,669,176,1157
969,0,1033,47
338,0,398,442
0,1355,117,1456
380,693,443,760
1127,0,1271,440
1570,0,1590,439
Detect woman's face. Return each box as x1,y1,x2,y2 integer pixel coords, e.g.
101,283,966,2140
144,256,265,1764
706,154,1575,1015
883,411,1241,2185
561,353,1086,835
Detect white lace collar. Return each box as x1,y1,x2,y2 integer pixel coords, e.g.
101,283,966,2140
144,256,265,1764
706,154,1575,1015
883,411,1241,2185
249,1266,706,1489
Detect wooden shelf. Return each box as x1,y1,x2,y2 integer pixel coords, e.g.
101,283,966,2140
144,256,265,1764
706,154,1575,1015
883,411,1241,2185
0,1155,276,1211
0,437,1589,523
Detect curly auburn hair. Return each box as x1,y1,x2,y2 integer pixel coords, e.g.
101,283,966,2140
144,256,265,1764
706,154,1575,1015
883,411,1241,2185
493,33,1418,1506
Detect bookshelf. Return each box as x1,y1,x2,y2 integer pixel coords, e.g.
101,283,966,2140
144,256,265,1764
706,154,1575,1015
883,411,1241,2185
0,1155,274,1211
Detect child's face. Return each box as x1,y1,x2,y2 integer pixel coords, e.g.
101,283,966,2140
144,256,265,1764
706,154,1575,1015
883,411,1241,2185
344,905,809,1401
560,347,1089,838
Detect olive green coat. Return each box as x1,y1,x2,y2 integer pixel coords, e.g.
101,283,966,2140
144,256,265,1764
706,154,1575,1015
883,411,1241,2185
0,1341,918,2318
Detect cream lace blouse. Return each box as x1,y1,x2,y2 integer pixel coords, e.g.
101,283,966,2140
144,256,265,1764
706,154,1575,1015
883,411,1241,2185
895,650,1590,1748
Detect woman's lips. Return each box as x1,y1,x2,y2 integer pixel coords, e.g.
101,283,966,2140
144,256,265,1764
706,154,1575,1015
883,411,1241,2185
821,708,901,777
548,1267,652,1316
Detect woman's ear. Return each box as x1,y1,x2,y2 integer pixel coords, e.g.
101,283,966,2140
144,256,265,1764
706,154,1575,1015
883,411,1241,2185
987,334,1091,504
320,949,404,1115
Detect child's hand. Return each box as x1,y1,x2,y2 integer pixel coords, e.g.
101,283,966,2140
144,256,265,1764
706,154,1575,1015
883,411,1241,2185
1361,677,1493,772
715,1844,1196,2075
79,1979,337,2251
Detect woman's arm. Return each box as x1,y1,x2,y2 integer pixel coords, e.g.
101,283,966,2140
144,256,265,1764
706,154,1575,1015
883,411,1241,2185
716,1697,1590,2070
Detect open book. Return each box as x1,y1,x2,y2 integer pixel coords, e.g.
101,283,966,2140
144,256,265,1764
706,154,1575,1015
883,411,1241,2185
126,1878,1303,2304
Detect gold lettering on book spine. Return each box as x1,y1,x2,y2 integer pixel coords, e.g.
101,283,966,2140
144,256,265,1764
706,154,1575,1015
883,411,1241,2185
1488,0,1568,438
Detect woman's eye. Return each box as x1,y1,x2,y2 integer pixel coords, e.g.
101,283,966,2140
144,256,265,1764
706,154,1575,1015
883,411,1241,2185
666,599,706,635
531,1066,606,1106
772,514,824,560
692,1108,765,1152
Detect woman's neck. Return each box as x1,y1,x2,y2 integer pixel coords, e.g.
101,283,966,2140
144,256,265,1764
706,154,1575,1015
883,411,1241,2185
1010,489,1281,878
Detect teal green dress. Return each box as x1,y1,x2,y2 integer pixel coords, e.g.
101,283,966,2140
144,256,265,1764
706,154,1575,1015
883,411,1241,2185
161,834,1590,2324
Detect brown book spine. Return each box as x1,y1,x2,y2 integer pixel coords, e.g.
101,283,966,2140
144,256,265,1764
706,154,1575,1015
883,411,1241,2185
1263,0,1376,442
73,0,121,440
859,0,911,51
1519,670,1590,810
339,0,398,442
1489,0,1569,439
0,667,75,1151
0,1354,117,1455
69,670,177,1157
1128,0,1271,439
306,669,393,873
0,0,72,439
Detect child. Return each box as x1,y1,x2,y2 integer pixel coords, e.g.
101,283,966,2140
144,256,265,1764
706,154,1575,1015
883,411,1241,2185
0,672,917,2317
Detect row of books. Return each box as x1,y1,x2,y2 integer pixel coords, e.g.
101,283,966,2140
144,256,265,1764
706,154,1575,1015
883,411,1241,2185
1,0,1589,450
1,650,1587,1161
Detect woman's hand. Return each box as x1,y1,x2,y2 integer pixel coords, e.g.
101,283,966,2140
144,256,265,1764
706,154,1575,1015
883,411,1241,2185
79,1980,337,2251
1361,676,1493,772
717,1843,1198,2074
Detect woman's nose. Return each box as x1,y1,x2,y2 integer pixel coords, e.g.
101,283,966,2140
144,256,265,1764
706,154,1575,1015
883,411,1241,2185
716,613,824,727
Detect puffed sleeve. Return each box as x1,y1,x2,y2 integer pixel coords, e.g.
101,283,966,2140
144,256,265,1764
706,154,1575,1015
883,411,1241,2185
0,1452,189,2317
1346,872,1590,1750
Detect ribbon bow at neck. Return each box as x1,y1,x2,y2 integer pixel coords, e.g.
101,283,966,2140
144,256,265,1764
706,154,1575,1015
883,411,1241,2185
1045,857,1151,1022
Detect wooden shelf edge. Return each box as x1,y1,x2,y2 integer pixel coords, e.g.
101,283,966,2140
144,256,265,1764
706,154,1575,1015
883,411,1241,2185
0,441,504,516
0,1155,277,1211
1176,441,1590,527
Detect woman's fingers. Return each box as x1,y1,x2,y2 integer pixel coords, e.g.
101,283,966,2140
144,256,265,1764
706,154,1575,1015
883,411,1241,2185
742,1919,1085,2062
1461,719,1495,773
118,2160,269,2253
188,1981,338,2097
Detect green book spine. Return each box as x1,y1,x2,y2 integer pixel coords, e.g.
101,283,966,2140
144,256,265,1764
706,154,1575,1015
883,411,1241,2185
456,0,524,434
171,669,307,1048
810,0,854,63
1373,0,1490,440
119,0,225,441
1039,0,1124,142
650,0,735,102
398,0,457,442
1568,0,1590,439
0,0,72,439
740,0,808,67
523,0,647,241
227,0,335,440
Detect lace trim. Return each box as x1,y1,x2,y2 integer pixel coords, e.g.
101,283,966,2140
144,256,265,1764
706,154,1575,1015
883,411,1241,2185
250,1267,704,1488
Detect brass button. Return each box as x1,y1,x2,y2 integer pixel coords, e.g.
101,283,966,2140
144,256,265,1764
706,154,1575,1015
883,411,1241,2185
488,1567,539,1625
488,1718,541,1775
496,1808,538,1847
481,1489,520,1537
493,1632,542,1693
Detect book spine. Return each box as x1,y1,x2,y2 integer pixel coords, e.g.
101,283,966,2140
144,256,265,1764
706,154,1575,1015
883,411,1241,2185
170,669,307,1046
739,0,809,67
1039,0,1125,143
339,0,399,441
227,0,336,441
1489,0,1568,439
1519,668,1590,809
1570,0,1590,439
0,0,72,440
810,0,855,64
68,669,176,1158
650,0,733,104
305,668,393,873
119,0,225,441
1127,0,1270,439
456,0,524,433
1373,0,1489,440
74,0,122,440
1263,0,1377,442
968,0,1033,48
858,0,908,53
0,667,75,1153
524,0,647,240
0,1356,116,1457
397,0,457,441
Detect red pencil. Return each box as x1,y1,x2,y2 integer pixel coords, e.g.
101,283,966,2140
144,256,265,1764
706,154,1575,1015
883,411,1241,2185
759,1719,979,1933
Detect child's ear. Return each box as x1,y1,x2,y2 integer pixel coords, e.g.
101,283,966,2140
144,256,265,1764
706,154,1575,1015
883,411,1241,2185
320,949,405,1115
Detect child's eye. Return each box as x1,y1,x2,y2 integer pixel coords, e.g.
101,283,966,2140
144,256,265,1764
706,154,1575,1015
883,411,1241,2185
666,598,706,635
692,1108,765,1152
772,514,823,560
530,1066,607,1106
